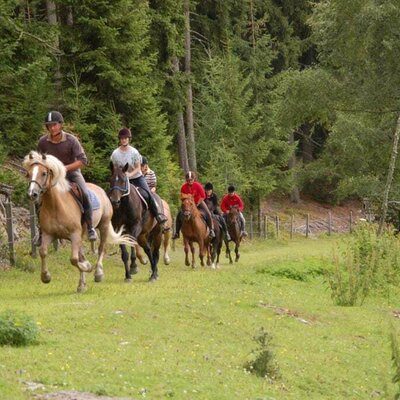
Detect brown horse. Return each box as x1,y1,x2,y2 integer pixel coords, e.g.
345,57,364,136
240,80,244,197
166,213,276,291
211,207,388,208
226,206,242,262
23,151,136,292
209,215,223,269
135,198,172,266
109,163,162,282
180,194,211,268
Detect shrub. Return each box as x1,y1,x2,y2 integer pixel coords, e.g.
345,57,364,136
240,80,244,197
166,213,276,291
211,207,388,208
328,224,400,306
244,328,280,380
0,310,39,347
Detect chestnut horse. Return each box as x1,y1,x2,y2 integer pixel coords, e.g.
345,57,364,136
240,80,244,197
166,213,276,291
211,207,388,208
226,206,242,262
23,151,136,292
135,198,172,266
109,163,162,282
180,194,211,268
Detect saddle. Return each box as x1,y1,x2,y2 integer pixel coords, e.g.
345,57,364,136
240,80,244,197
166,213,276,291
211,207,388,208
69,182,100,212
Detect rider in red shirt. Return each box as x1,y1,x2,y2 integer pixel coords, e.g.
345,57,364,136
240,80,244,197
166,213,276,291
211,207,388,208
172,171,215,239
220,185,248,237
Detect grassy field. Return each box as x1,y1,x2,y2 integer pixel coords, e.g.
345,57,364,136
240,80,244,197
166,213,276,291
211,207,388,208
0,236,399,399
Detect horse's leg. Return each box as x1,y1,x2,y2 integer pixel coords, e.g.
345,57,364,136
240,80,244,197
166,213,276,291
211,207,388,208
39,233,53,283
163,230,171,265
93,225,107,283
71,232,92,273
235,240,240,262
184,239,190,267
120,244,132,282
129,245,139,276
225,238,233,264
135,244,148,265
140,241,158,282
190,242,197,268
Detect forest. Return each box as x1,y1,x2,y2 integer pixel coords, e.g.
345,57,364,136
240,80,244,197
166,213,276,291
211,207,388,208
1,0,400,213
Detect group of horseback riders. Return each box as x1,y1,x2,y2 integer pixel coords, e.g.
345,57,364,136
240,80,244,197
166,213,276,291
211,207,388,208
35,110,247,243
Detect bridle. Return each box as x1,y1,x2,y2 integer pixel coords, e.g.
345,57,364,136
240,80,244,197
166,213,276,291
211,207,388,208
109,173,131,198
28,162,53,195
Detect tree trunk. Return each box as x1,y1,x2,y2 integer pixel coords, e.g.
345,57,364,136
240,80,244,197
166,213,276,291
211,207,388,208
289,132,301,203
46,1,62,98
301,123,314,163
378,114,400,235
172,57,189,172
184,0,197,172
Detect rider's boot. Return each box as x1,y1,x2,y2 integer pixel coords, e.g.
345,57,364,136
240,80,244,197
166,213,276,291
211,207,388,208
172,211,182,239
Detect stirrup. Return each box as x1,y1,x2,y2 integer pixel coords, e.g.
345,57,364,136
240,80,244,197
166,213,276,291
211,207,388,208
240,230,248,238
209,229,215,239
88,228,97,241
172,232,180,239
156,213,168,225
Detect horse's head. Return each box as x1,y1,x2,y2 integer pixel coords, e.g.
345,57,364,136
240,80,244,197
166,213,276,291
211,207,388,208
109,162,130,209
181,194,196,221
23,151,68,203
227,206,240,225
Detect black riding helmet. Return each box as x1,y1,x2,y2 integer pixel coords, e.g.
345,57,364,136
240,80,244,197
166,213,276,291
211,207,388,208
44,111,64,125
204,182,213,191
228,185,235,193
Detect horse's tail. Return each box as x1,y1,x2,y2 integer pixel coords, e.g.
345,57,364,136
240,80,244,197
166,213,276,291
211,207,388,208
106,224,137,247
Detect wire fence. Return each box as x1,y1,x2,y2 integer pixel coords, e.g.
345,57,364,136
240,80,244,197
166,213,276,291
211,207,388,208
1,186,360,267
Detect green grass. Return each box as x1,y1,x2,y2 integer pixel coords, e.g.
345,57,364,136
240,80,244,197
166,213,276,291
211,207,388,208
0,236,398,399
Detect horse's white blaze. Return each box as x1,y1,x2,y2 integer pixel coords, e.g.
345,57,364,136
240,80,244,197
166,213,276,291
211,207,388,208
28,164,40,196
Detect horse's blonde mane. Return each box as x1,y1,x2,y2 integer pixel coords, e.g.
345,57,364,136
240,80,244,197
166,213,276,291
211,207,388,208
23,151,70,193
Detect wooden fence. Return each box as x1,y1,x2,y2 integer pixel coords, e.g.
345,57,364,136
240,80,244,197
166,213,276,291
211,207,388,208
1,191,359,267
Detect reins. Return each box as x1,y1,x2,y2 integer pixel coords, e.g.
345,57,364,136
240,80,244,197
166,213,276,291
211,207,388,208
109,175,130,197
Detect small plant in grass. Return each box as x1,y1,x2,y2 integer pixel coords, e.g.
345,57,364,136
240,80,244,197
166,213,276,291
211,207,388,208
328,224,400,306
244,327,280,380
0,310,39,347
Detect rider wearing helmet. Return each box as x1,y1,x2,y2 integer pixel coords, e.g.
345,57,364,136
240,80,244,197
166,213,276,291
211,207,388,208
110,128,167,226
220,185,248,237
204,182,231,241
172,171,215,239
37,110,97,241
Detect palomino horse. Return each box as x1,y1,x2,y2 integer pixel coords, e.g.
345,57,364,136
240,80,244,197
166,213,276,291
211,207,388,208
109,163,162,282
23,151,136,292
226,206,242,262
180,194,211,268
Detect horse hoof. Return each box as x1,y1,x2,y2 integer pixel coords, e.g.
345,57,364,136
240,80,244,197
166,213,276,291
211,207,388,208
164,257,170,265
94,273,103,283
149,276,158,282
130,267,138,275
41,273,51,284
124,278,132,283
185,261,190,267
77,285,87,293
211,263,216,269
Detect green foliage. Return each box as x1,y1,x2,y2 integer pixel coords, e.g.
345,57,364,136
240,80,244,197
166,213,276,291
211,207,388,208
328,224,400,306
0,310,39,347
0,168,29,207
244,327,280,380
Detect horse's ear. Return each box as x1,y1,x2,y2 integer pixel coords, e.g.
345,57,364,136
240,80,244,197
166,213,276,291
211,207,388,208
123,163,129,173
42,154,47,160
109,161,114,172
29,152,33,160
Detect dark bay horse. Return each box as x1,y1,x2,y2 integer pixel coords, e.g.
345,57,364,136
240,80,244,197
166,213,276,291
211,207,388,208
226,206,242,262
209,215,223,269
23,151,136,292
109,163,162,282
180,194,211,268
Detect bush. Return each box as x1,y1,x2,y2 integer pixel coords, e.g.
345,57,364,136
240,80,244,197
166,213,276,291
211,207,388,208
0,310,39,347
328,224,400,306
244,328,280,380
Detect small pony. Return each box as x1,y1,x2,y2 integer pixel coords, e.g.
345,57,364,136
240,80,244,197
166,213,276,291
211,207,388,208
225,206,242,262
23,151,136,292
109,163,162,282
180,193,211,268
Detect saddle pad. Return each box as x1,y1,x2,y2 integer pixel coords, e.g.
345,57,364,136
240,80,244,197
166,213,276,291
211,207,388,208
88,189,101,210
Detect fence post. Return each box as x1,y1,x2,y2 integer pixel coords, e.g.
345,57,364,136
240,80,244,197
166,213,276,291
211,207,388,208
290,215,294,239
275,215,280,238
328,211,332,236
263,215,267,239
349,210,353,233
4,195,15,266
29,202,37,258
306,214,310,238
